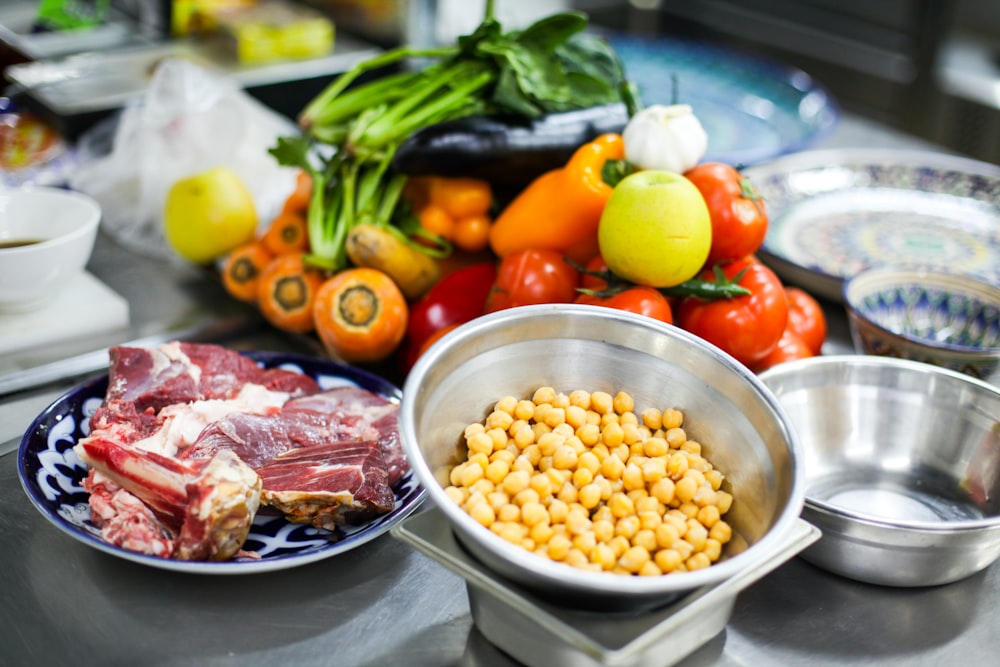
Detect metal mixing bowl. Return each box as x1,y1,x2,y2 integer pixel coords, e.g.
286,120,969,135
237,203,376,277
399,304,806,611
760,355,1000,587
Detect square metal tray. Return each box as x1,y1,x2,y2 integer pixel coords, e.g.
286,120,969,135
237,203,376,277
392,508,820,667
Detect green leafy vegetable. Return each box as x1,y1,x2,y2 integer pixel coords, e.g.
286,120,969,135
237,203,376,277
270,0,630,272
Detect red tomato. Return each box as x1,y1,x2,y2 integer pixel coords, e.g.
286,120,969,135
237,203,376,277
753,328,815,372
685,163,768,266
785,287,828,355
575,286,674,324
580,255,611,291
676,257,789,366
403,262,496,369
486,248,579,312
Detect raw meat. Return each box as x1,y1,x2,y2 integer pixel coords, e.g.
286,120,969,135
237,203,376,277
104,341,319,412
75,341,407,561
77,439,262,561
283,387,408,487
186,404,396,528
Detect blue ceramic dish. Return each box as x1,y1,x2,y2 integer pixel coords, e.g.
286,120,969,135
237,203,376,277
607,33,839,166
843,268,1000,385
17,351,426,574
746,149,1000,303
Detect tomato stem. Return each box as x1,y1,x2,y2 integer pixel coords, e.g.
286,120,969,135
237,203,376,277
569,259,751,302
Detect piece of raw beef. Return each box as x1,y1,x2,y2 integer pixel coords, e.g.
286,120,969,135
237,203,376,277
104,341,319,412
74,341,407,561
77,438,262,561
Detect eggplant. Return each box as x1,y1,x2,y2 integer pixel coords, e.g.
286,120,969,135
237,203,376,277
392,102,629,188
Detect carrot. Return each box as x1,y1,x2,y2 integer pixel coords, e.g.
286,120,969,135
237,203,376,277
256,253,325,333
261,211,309,256
313,268,408,364
345,223,440,300
221,241,274,303
282,169,312,215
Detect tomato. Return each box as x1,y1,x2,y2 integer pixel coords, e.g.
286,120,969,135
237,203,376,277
753,328,815,372
785,287,828,355
676,257,789,366
579,255,611,291
685,163,768,266
313,268,408,364
575,286,674,324
486,248,579,312
403,262,496,370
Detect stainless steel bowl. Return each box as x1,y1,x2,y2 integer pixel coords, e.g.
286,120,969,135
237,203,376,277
399,304,806,611
760,355,1000,587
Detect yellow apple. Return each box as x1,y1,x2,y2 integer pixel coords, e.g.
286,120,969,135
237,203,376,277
164,166,258,264
597,170,712,288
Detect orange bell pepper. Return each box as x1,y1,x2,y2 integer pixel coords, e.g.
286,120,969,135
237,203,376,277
488,133,625,264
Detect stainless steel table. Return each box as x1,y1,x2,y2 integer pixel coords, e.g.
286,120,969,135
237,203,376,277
1,112,996,667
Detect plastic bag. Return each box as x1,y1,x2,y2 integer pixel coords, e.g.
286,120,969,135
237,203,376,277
71,57,298,259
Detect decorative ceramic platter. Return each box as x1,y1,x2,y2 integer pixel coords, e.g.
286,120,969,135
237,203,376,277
18,351,425,574
608,34,839,166
746,149,1000,303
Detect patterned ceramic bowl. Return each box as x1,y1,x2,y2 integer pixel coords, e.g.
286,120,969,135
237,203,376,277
843,267,1000,385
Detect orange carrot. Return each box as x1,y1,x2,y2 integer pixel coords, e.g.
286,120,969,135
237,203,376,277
261,211,309,256
221,241,274,303
282,170,312,215
256,253,325,333
313,268,408,364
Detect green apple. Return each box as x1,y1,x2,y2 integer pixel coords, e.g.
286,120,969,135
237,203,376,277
164,166,259,264
597,170,712,288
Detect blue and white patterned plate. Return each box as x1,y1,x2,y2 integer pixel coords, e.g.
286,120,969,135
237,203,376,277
746,149,1000,303
17,351,426,574
607,34,839,166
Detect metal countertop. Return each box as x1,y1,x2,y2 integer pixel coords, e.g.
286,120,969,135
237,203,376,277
1,112,996,667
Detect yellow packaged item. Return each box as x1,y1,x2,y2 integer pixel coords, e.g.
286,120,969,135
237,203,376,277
214,0,335,64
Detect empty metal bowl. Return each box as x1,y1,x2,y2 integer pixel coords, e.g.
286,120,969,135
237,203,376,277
843,267,1000,386
399,303,806,611
759,355,1000,587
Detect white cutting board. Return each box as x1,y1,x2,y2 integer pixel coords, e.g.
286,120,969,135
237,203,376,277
0,271,130,357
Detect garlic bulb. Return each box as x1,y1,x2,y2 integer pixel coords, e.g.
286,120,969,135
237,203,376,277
622,104,708,173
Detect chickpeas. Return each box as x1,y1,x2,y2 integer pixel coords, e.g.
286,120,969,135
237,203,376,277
444,386,734,576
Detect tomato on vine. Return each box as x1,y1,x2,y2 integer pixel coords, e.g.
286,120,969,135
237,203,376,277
676,257,788,366
685,163,768,266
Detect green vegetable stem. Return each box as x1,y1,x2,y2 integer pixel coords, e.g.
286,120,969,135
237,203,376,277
269,0,631,272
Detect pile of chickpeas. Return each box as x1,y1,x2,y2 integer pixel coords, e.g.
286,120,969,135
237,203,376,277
440,387,735,577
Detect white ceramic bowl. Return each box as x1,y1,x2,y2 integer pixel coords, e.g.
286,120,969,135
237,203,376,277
0,186,101,312
399,304,806,612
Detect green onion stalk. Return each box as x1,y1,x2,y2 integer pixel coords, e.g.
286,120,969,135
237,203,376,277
269,0,631,271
